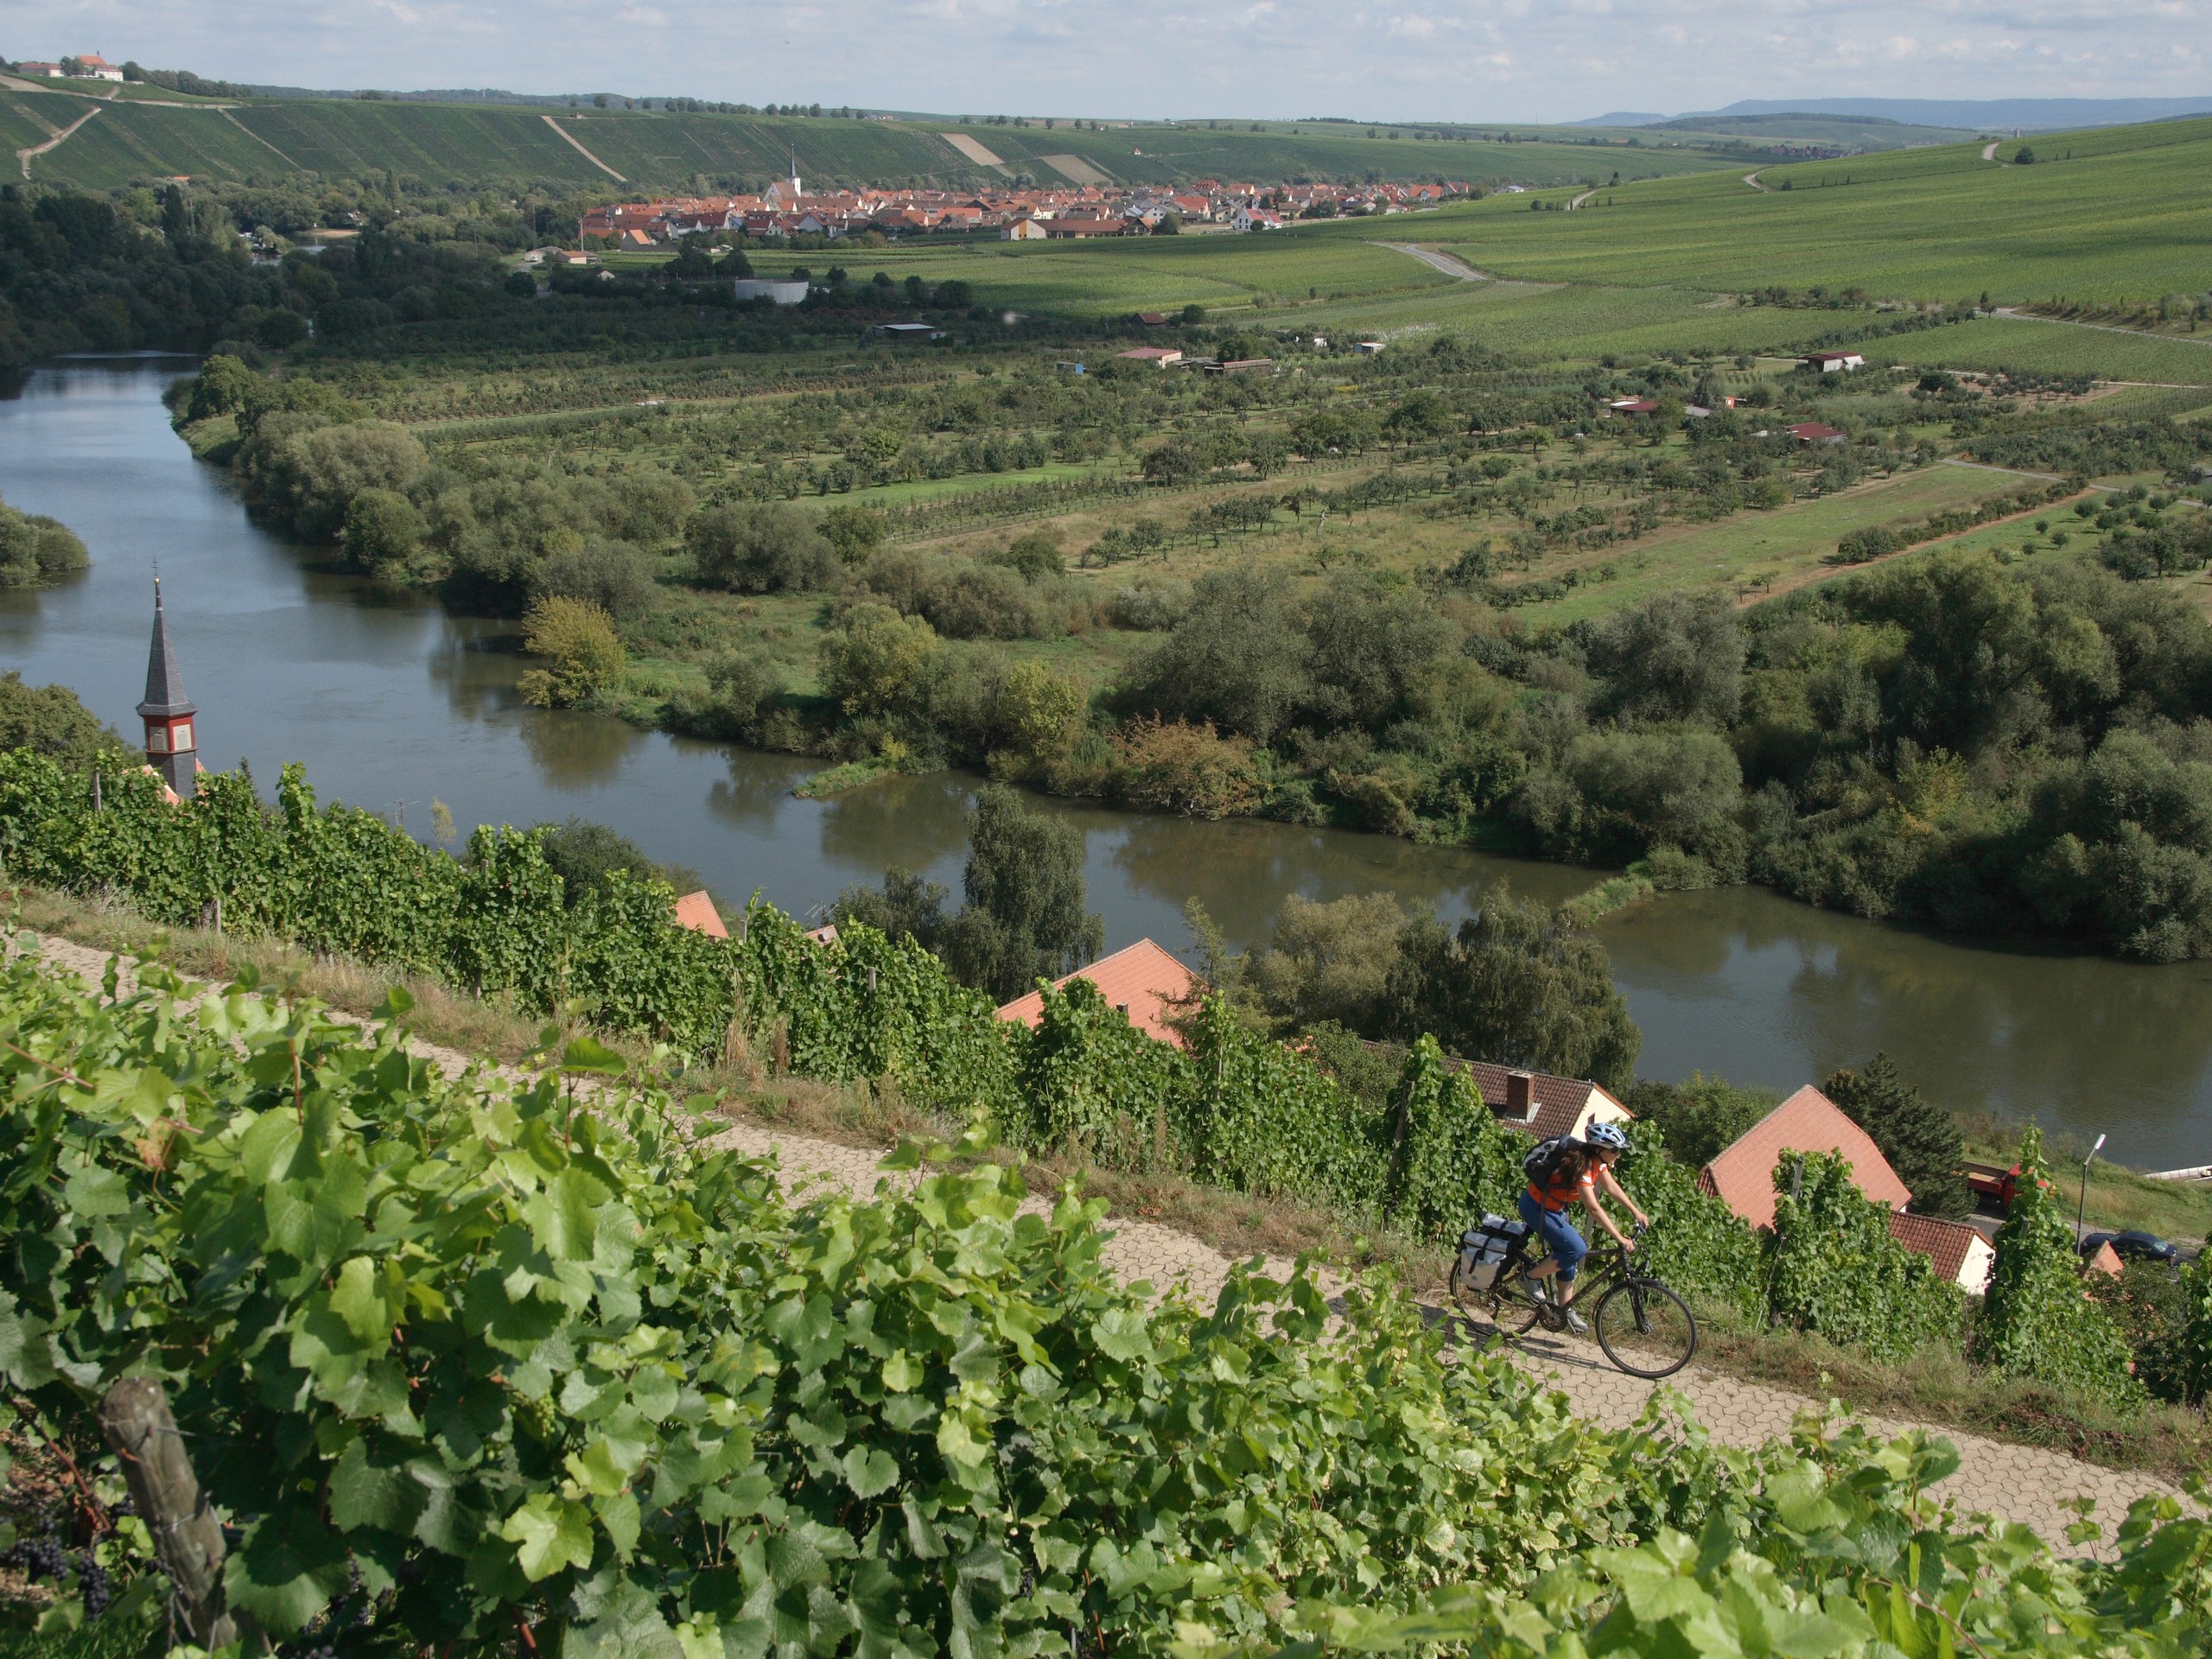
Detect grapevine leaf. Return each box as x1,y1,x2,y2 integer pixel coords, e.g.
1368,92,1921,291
501,1492,597,1581
841,1445,899,1500
329,1440,424,1534
225,1509,350,1635
562,1037,630,1076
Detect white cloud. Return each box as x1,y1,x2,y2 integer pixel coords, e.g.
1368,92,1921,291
2,0,2205,120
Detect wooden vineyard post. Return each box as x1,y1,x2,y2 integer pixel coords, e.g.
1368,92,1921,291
99,1376,239,1649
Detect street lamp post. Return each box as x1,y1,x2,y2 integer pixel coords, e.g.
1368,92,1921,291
2077,1133,2107,1250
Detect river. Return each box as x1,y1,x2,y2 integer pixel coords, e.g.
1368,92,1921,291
7,359,2212,1164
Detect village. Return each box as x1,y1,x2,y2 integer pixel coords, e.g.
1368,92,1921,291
578,161,1474,247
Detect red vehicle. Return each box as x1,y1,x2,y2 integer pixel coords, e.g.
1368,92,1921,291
1963,1161,2023,1211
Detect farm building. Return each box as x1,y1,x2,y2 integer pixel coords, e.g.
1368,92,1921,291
1116,346,1183,366
1802,350,1865,372
874,322,948,340
995,939,1200,1047
1789,422,1847,445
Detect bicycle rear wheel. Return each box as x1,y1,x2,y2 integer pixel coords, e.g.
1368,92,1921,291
1592,1278,1697,1379
1449,1257,1546,1338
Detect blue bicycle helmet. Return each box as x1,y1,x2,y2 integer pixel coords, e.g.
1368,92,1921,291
1582,1121,1630,1154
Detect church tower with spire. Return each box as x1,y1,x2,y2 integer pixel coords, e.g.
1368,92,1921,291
136,579,199,799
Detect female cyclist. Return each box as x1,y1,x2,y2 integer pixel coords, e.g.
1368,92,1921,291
1518,1121,1648,1334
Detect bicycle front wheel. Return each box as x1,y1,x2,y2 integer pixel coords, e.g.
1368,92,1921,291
1592,1278,1697,1379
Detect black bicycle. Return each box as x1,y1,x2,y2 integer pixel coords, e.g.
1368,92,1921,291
1448,1224,1698,1380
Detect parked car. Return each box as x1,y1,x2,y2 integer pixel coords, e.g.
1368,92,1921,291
2079,1230,2180,1266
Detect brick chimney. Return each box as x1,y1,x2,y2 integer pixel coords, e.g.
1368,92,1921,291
1505,1071,1535,1121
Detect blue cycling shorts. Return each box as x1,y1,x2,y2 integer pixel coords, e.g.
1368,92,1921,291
1517,1190,1589,1282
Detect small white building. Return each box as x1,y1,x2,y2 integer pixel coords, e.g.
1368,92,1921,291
732,279,811,306
1352,340,1386,355
1001,218,1048,241
1803,349,1865,372
1230,207,1284,232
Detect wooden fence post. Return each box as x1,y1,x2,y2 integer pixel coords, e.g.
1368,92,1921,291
99,1376,238,1649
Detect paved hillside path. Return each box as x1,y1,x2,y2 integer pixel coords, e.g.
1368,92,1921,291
224,110,299,168
19,928,2188,1554
16,104,99,178
543,115,626,181
1379,241,1491,281
1982,141,2002,162
1990,306,2212,350
1742,170,1767,191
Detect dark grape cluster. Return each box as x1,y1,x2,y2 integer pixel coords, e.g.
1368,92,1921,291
2,1533,69,1584
76,1550,111,1617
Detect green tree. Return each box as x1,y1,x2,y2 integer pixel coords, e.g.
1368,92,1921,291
1382,892,1640,1093
818,603,939,716
517,595,626,709
0,499,88,588
1825,1052,1972,1218
1623,1073,1777,1167
1121,567,1308,742
340,486,424,578
1977,1126,2145,1409
0,672,128,770
684,502,836,593
833,866,950,952
819,502,888,563
940,784,1103,999
536,817,706,909
1244,891,1407,1033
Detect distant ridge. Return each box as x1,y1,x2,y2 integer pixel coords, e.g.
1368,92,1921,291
1579,96,2212,133
1573,111,1668,127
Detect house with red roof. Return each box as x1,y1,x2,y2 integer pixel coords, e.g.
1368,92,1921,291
995,939,1200,1047
1789,422,1847,445
671,890,728,939
1116,346,1182,367
1885,1211,1995,1294
1699,1084,1911,1232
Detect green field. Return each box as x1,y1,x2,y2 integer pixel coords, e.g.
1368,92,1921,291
1360,117,2212,305
13,94,1745,194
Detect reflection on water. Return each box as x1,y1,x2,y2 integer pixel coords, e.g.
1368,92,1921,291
10,360,2212,1162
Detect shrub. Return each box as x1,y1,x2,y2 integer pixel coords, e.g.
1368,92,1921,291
0,497,89,587
818,501,887,563
1978,1126,2145,1410
818,602,938,716
518,594,626,709
684,501,836,592
339,486,424,578
1113,717,1262,818
533,534,659,620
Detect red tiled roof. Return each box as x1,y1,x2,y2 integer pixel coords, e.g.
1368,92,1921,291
1453,1060,1622,1141
2085,1240,2123,1278
1886,1211,1991,1291
1789,422,1845,440
1699,1085,1911,1231
672,890,728,939
995,938,1199,1047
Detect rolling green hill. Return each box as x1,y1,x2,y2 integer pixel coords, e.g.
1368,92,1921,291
16,92,1745,194
1370,115,2212,305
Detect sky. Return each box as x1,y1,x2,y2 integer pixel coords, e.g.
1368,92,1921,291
7,0,2209,124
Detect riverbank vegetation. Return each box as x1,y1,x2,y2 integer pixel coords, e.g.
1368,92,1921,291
0,493,88,587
